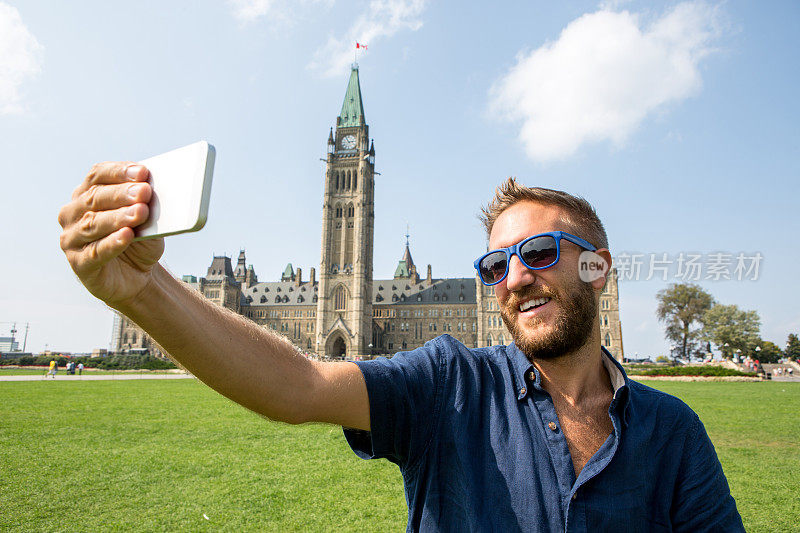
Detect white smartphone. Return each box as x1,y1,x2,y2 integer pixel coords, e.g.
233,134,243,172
133,140,216,241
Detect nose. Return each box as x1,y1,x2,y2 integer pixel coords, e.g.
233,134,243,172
504,254,536,292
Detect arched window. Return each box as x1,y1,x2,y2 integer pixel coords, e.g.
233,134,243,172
334,285,347,311
487,334,493,346
603,314,609,326
353,174,357,189
132,332,138,343
335,204,343,218
604,333,612,347
498,334,505,345
346,171,351,190
347,204,354,217
335,173,339,190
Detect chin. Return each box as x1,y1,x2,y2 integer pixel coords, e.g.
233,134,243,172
502,282,596,362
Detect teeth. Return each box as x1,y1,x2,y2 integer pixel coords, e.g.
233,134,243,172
520,297,551,312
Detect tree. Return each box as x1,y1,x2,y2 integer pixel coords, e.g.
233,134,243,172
786,333,800,361
754,340,782,364
656,283,715,361
702,304,761,359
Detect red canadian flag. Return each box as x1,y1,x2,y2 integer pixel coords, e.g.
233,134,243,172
356,42,368,50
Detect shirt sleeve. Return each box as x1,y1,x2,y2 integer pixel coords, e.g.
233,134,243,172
671,413,745,532
343,341,444,468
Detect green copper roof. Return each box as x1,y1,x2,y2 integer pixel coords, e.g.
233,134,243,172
339,65,365,127
282,263,294,281
394,260,409,279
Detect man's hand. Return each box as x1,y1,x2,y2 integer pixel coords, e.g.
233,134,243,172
58,162,164,309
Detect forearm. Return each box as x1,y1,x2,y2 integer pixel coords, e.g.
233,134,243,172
117,263,317,424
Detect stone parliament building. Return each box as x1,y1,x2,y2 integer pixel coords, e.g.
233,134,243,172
112,66,624,361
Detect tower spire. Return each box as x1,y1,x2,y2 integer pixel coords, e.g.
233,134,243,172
338,64,365,127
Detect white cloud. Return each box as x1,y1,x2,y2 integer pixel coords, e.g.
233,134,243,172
0,2,43,115
228,0,274,23
308,0,427,78
489,2,722,163
227,0,334,25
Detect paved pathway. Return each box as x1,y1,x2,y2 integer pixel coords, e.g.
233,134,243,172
0,373,196,382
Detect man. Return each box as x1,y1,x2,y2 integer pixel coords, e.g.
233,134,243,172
58,166,742,531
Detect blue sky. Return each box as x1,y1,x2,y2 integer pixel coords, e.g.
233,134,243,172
1,0,797,356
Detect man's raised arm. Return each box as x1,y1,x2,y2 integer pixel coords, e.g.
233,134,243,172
58,162,370,430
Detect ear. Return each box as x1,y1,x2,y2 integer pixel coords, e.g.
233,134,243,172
589,248,613,291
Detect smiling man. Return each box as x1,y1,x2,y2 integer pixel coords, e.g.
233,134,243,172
343,179,744,531
59,169,742,531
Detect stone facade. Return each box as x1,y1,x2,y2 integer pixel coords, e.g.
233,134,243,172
112,65,624,361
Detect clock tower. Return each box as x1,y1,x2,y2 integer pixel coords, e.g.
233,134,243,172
316,64,376,359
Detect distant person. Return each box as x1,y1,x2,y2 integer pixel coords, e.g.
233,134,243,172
48,360,57,379
78,363,84,375
57,168,744,531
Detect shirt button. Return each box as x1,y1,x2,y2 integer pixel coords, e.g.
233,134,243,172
519,387,527,396
548,421,558,431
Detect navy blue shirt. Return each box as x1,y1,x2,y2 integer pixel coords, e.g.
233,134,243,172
344,335,743,532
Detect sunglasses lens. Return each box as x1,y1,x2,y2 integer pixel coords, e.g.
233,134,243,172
520,235,558,269
479,251,508,285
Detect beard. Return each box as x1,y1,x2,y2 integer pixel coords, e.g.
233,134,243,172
500,277,596,362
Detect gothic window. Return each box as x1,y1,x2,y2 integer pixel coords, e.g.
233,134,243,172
487,334,493,346
132,332,138,343
260,295,266,303
346,204,354,217
498,334,505,345
346,171,351,190
123,333,128,344
604,333,612,347
334,285,347,311
353,174,357,189
603,314,609,326
335,204,343,218
335,172,339,190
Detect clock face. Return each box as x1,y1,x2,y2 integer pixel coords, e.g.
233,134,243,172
341,135,356,150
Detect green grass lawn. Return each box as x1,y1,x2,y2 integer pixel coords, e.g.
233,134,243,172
0,368,178,376
1,379,797,531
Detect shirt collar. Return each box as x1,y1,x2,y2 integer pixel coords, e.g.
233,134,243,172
506,343,632,426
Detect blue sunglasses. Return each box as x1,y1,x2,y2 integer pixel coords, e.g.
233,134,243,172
474,231,596,286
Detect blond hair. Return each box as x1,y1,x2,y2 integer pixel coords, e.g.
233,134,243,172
479,177,608,250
